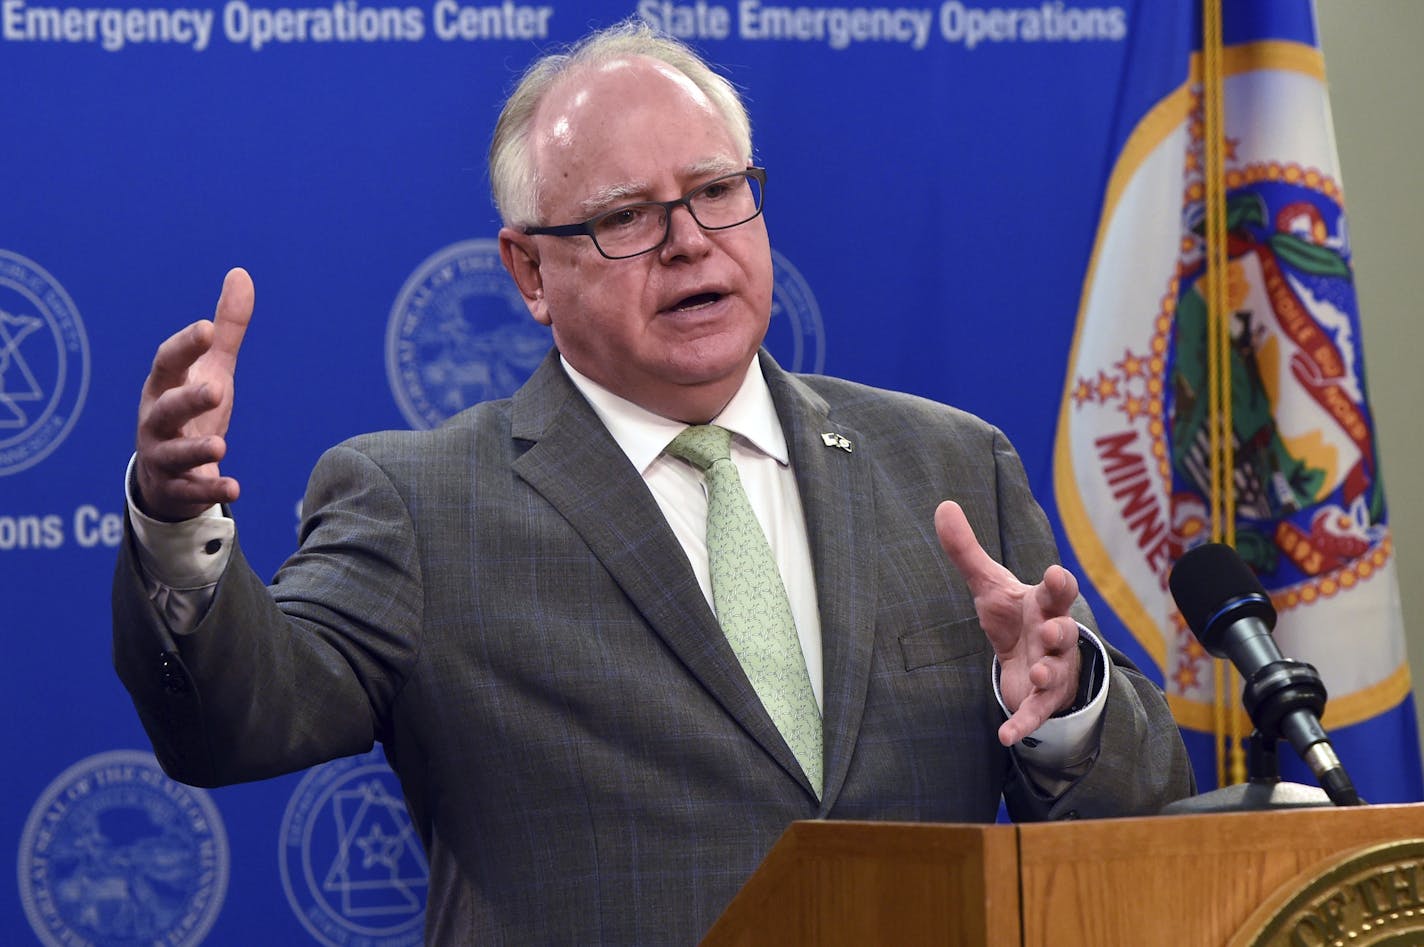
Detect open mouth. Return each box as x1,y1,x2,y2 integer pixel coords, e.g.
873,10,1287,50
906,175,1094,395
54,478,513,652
669,292,722,312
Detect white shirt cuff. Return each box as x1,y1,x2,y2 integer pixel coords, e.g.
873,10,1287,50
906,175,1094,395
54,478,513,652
124,454,234,634
994,625,1109,775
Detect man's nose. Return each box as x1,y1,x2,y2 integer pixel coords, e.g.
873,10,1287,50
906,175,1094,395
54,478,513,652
658,203,712,260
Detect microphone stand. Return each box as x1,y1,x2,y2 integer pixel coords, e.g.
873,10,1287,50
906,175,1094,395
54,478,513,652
1161,730,1343,814
1166,543,1368,812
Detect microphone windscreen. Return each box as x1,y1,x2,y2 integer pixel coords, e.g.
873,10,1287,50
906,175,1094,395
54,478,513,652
1168,542,1274,639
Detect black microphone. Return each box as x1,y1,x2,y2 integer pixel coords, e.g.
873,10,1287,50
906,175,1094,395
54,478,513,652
1169,543,1362,807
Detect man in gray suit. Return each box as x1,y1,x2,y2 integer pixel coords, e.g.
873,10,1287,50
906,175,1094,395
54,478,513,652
114,21,1194,944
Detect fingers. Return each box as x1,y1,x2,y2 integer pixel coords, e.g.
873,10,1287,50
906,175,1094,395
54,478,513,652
133,423,238,521
141,378,223,440
1035,563,1080,621
1030,617,1081,680
134,415,235,520
1000,699,1056,747
133,462,240,522
141,430,227,475
208,267,254,374
132,268,251,522
159,471,240,507
144,320,215,399
996,620,1082,746
1000,688,1068,746
144,268,252,396
935,500,1090,747
934,500,1014,594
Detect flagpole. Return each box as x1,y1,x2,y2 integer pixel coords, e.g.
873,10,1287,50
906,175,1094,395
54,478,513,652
1201,0,1248,789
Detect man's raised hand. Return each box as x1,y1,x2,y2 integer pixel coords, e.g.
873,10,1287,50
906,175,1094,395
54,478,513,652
934,500,1084,747
134,268,253,522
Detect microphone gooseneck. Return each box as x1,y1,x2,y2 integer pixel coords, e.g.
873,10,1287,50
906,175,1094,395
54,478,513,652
1169,543,1362,807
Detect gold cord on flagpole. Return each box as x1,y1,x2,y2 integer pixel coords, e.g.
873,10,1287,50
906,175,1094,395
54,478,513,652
1213,650,1226,787
1201,0,1245,788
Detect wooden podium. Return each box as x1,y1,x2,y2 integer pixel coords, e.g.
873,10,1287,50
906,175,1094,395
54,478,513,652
702,804,1424,945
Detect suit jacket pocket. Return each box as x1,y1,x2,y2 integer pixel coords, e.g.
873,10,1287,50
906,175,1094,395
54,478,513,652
898,617,988,671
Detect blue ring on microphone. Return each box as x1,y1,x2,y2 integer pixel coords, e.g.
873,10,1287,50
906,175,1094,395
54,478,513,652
1200,592,1274,640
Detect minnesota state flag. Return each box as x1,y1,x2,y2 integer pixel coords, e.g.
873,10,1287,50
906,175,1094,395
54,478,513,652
1054,0,1423,801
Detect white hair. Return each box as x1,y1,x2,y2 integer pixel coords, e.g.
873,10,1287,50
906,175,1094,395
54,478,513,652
488,20,753,228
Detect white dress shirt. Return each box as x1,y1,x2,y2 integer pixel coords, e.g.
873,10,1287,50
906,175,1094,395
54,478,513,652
561,356,826,708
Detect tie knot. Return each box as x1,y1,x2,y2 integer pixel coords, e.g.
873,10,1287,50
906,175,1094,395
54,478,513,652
666,424,733,472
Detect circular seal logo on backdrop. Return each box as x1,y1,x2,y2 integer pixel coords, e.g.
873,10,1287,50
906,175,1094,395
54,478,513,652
16,750,229,947
279,747,427,947
0,250,89,476
386,239,552,430
386,241,828,427
767,248,826,375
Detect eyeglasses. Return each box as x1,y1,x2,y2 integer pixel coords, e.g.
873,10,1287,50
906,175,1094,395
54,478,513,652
524,167,766,260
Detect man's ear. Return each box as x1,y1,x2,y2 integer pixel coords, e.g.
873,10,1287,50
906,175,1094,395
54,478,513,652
499,228,551,326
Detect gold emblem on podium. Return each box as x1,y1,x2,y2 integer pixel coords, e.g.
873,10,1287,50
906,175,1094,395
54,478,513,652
1232,838,1424,946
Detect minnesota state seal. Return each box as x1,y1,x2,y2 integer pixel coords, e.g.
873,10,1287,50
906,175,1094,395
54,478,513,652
17,750,229,947
385,239,551,430
386,241,827,428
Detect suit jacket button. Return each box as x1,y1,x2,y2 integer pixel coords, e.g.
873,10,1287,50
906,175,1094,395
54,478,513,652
159,652,189,693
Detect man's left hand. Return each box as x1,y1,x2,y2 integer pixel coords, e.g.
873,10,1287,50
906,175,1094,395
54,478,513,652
934,500,1084,747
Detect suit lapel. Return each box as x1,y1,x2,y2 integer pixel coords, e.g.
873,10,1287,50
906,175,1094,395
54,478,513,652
762,354,879,813
509,352,817,796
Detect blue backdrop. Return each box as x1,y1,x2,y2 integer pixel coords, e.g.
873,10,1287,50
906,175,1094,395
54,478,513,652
4,2,1409,944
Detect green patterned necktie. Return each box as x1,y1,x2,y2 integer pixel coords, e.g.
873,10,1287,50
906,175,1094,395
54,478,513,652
666,424,823,798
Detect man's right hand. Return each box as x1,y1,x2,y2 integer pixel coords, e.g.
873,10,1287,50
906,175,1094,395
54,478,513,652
134,268,254,522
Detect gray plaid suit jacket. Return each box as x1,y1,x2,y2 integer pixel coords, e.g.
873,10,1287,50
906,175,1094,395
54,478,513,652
113,348,1192,944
